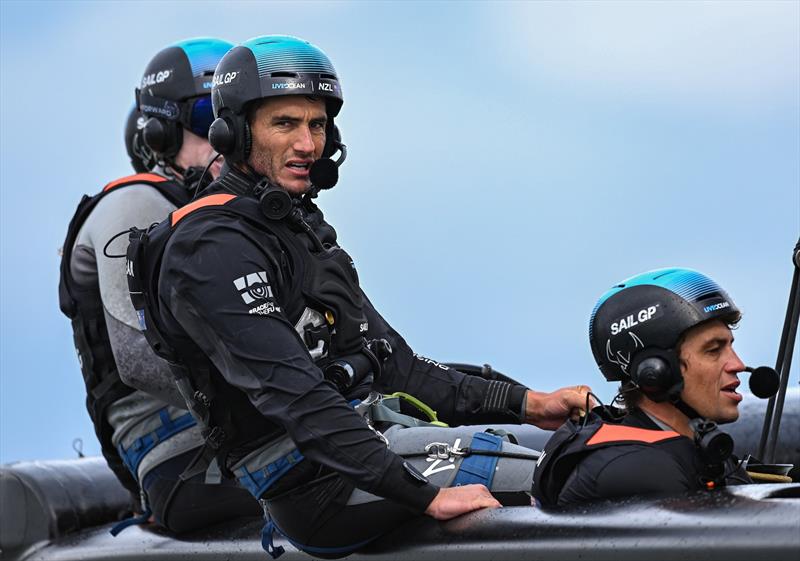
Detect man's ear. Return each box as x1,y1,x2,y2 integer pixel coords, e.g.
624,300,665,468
678,355,690,375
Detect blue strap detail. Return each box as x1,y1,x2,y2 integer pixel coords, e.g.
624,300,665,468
452,432,503,488
109,506,152,537
268,516,377,557
261,518,286,559
236,448,305,499
118,409,196,476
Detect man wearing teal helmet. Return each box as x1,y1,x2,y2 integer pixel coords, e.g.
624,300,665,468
59,38,258,534
532,268,753,508
129,35,592,556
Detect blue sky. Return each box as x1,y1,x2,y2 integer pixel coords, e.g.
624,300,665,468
1,1,798,463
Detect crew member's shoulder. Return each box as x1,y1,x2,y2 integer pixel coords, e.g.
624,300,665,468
93,178,180,214
164,193,268,252
559,443,692,505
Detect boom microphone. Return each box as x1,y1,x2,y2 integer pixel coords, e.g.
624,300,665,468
309,158,338,190
745,366,780,399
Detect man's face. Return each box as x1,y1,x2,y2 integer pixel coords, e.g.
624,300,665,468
678,319,746,424
247,96,327,194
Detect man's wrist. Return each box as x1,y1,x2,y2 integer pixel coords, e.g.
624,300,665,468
523,389,547,424
371,455,440,513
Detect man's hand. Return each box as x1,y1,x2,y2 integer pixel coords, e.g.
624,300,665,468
524,385,594,430
424,484,501,520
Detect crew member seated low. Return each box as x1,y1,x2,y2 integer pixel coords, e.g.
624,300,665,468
533,268,753,507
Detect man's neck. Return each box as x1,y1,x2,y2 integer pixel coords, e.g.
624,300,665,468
637,399,693,438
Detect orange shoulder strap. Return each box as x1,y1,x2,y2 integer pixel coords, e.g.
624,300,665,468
103,173,167,192
586,423,682,446
171,193,237,227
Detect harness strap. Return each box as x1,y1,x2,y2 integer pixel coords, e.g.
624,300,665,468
236,448,305,499
368,394,449,428
117,409,196,477
260,499,286,559
452,432,503,487
109,506,152,537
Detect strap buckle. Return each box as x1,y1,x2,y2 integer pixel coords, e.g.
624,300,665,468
425,441,466,460
205,426,226,450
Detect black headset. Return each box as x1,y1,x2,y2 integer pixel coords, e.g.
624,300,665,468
142,116,183,159
137,89,187,161
208,110,251,163
629,347,684,403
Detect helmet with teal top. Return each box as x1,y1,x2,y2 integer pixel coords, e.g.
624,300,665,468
136,37,234,163
589,268,741,402
208,35,344,164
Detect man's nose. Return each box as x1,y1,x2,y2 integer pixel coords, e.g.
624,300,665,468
727,349,746,373
292,126,315,153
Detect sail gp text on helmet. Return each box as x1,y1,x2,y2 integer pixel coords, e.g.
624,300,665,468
212,71,239,87
140,70,172,88
610,305,659,336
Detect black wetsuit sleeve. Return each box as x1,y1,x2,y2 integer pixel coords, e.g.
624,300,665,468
161,219,438,512
362,293,529,425
557,446,691,506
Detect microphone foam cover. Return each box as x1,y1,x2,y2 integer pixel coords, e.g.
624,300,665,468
310,158,338,190
748,366,780,399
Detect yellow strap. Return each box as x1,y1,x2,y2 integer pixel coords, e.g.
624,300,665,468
385,392,448,427
746,471,793,483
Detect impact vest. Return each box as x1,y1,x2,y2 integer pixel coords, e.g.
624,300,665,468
127,189,375,477
59,173,190,495
532,410,693,507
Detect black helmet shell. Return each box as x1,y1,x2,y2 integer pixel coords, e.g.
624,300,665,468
136,38,233,162
211,35,343,119
139,37,233,105
589,268,740,382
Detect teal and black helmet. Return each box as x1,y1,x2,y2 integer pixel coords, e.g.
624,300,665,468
208,35,344,163
136,37,234,162
589,268,741,400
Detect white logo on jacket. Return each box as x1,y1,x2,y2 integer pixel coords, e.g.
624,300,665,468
233,271,274,304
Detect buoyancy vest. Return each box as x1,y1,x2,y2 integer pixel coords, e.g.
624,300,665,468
127,187,373,477
59,173,190,496
531,409,691,507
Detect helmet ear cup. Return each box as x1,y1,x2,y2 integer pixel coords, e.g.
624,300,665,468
322,122,341,158
142,117,181,159
630,348,683,403
209,116,236,155
209,113,251,163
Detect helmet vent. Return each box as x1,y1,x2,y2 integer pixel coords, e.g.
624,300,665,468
270,71,300,78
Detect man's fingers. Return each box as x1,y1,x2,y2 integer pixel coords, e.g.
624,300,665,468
471,490,501,510
568,385,595,409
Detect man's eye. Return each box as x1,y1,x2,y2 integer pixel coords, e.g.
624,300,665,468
310,121,326,131
707,346,722,355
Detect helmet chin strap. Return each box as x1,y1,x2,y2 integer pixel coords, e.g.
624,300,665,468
665,392,734,468
672,397,702,421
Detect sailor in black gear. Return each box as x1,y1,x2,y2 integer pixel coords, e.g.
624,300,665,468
129,35,593,557
58,38,258,534
532,268,753,508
